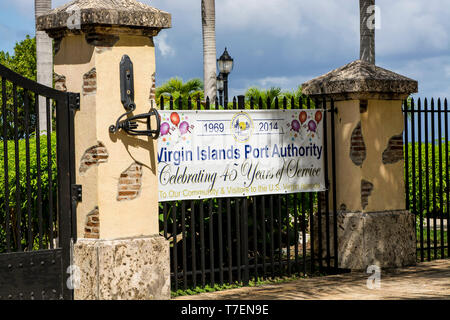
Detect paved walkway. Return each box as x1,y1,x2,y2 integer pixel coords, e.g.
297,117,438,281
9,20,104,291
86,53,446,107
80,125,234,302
175,259,450,300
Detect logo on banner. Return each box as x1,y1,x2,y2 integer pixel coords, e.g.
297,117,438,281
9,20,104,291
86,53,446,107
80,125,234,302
231,112,254,142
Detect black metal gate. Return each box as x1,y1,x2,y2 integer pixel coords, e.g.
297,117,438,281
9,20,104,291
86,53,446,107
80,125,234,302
0,64,78,300
404,98,449,262
159,95,339,292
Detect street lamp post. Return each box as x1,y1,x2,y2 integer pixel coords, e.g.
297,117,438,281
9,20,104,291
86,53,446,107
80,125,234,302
217,47,234,105
216,73,224,107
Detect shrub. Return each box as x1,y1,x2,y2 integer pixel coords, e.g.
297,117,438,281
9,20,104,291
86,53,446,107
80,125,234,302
0,132,57,252
406,141,449,218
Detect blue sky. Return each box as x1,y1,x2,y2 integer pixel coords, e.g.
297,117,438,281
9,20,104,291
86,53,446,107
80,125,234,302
1,0,450,99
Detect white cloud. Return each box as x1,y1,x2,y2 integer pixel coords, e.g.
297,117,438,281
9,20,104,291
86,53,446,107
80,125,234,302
382,55,450,98
376,0,450,56
217,0,357,39
445,66,450,78
254,75,312,89
228,74,317,98
2,0,450,99
155,32,175,57
147,0,200,31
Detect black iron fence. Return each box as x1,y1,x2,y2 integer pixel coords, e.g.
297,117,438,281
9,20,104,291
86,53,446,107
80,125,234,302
0,63,77,300
404,98,449,262
159,95,338,292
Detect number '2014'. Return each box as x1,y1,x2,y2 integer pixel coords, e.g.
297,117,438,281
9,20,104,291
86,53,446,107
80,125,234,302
259,122,278,131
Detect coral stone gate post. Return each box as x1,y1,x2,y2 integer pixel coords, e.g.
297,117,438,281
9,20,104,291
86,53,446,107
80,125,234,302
37,0,172,299
301,0,418,270
302,62,418,270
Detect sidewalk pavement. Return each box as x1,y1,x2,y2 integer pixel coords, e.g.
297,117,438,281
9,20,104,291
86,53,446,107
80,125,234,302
175,259,450,300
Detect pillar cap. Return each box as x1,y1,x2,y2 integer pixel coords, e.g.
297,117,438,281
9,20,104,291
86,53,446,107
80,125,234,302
302,60,418,100
36,0,171,38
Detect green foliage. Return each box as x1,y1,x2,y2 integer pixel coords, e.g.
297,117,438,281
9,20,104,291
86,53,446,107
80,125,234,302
1,36,39,139
403,96,414,118
0,35,36,81
416,229,448,261
0,132,57,252
409,139,449,261
417,229,448,247
156,77,204,108
172,283,241,298
406,140,450,218
244,86,310,109
245,86,282,108
156,81,313,110
171,274,311,297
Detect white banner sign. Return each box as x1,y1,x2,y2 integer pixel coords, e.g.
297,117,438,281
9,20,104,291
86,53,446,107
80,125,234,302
157,109,325,201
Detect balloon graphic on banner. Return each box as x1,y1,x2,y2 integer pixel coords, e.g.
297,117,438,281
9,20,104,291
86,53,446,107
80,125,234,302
291,120,300,132
315,111,323,124
299,111,307,124
160,122,170,136
179,121,190,135
308,120,317,133
170,112,180,127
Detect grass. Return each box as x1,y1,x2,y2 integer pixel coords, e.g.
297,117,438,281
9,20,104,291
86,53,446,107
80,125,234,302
170,272,326,298
416,229,448,261
416,229,448,246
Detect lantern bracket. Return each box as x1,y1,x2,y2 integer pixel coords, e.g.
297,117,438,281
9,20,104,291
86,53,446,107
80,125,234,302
109,55,160,140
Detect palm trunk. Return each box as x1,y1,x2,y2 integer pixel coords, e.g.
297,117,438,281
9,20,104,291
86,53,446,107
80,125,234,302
35,0,53,133
201,0,217,102
360,0,375,64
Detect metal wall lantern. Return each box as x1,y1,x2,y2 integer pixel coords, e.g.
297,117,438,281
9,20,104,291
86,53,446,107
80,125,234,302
109,55,160,139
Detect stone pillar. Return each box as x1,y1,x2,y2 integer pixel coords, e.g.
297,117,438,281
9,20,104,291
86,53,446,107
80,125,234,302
302,60,418,270
37,0,172,299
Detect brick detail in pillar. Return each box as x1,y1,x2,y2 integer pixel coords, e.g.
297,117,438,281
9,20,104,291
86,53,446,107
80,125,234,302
95,47,113,54
350,122,366,166
79,142,109,175
360,100,368,113
85,33,119,47
54,38,62,55
149,72,156,106
117,163,143,201
382,134,404,164
84,207,100,239
82,67,97,95
361,179,374,210
54,73,67,92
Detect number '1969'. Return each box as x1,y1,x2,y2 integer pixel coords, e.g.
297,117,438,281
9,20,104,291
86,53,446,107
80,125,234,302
204,122,225,133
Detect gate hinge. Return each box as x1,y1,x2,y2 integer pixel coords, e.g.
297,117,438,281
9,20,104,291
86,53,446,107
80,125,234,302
68,93,80,111
71,184,82,202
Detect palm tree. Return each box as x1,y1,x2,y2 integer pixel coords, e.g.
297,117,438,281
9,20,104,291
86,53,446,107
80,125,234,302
245,87,282,108
35,0,53,132
156,77,204,108
245,86,308,109
201,0,217,102
360,0,375,64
